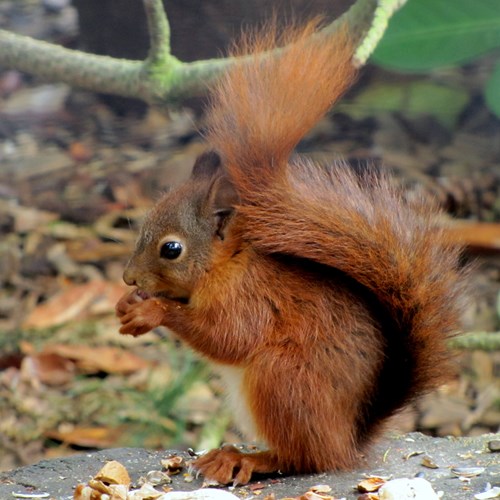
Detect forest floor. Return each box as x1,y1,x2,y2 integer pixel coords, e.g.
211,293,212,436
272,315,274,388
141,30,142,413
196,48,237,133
0,0,499,479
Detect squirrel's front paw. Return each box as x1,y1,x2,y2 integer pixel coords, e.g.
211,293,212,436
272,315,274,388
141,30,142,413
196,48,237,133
193,445,279,485
116,292,167,336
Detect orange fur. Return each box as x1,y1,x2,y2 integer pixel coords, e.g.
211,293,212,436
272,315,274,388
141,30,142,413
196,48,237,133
116,22,468,485
206,20,356,194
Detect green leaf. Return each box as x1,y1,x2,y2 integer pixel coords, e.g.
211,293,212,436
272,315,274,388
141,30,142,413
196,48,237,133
371,0,500,71
338,81,469,128
485,59,500,118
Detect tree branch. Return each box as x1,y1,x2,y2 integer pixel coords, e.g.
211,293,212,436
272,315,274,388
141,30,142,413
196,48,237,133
0,29,151,100
449,332,500,352
0,0,405,105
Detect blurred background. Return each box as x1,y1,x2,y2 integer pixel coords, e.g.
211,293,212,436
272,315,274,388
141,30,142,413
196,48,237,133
0,0,499,472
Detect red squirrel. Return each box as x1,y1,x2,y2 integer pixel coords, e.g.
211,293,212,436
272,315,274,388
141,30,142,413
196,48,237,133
116,21,468,485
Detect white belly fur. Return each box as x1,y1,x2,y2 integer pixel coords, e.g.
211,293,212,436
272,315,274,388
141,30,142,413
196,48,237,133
211,363,259,440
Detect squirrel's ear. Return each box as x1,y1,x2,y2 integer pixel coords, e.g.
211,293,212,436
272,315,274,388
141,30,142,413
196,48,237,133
191,150,222,179
206,175,239,241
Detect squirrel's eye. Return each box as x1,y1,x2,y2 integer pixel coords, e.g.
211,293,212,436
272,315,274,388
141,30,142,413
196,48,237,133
160,241,183,260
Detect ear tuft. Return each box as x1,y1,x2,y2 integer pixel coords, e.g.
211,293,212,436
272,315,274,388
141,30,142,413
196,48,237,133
191,150,222,179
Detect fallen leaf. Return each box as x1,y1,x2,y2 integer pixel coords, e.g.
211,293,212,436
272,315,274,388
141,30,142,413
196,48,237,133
45,426,124,448
446,222,500,251
42,344,150,374
20,352,75,386
69,141,93,162
23,280,128,329
23,281,108,328
9,204,59,233
65,238,131,262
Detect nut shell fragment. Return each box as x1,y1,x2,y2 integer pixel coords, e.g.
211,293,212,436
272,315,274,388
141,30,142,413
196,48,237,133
421,456,439,469
309,485,332,494
94,460,131,486
161,455,184,474
451,467,485,478
145,470,172,486
357,477,387,493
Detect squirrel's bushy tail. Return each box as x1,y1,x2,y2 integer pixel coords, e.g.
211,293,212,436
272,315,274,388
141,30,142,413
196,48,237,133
206,22,468,431
206,19,356,196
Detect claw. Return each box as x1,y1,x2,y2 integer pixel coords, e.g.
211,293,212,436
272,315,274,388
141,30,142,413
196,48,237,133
192,446,279,485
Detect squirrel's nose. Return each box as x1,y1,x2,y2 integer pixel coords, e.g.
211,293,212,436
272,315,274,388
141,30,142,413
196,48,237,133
123,266,137,287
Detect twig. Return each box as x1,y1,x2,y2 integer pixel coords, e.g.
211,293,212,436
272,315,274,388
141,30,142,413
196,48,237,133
449,331,500,351
143,0,172,63
353,0,409,66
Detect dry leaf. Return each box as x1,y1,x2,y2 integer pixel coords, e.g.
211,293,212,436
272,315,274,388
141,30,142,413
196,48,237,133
446,222,500,251
45,425,123,448
69,141,93,162
42,344,149,374
20,352,75,386
15,207,59,233
66,238,132,262
23,281,110,328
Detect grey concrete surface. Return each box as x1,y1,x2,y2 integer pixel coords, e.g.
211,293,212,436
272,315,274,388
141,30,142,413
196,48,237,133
0,433,498,499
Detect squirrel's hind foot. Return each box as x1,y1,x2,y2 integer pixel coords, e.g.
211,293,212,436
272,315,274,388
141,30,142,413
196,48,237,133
193,445,279,486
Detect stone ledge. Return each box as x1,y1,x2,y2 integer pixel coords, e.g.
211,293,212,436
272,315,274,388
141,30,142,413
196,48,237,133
0,433,498,499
